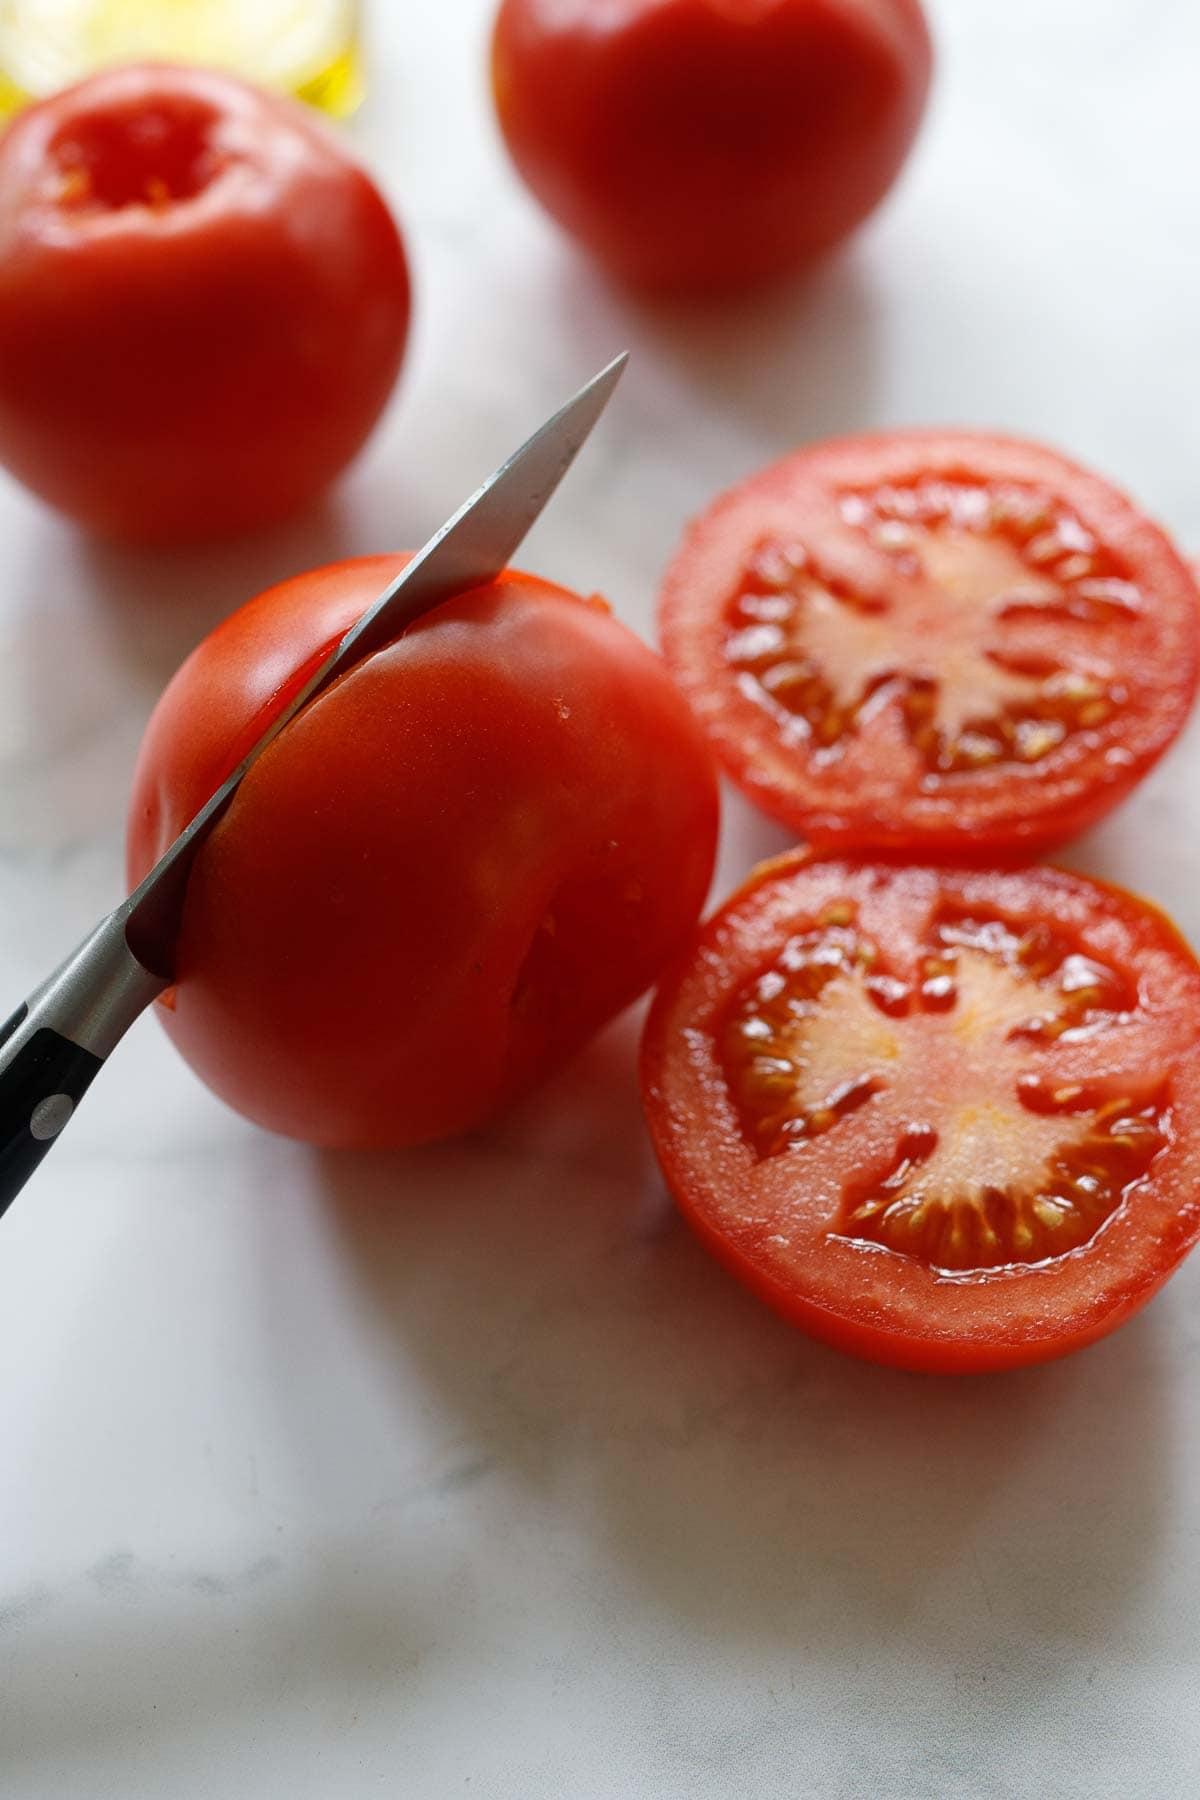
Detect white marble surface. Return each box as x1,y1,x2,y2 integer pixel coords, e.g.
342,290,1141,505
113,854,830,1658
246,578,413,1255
3,2,1200,1794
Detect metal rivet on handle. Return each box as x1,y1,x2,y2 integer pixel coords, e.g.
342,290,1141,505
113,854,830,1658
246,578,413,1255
30,1094,74,1141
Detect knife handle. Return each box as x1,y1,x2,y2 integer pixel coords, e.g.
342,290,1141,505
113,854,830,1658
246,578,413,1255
0,913,167,1220
0,1013,102,1213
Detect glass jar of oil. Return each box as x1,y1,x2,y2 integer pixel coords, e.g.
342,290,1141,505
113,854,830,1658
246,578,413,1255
0,0,362,116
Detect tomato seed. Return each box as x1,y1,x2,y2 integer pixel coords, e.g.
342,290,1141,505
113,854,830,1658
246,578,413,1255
723,480,1137,775
721,903,1165,1273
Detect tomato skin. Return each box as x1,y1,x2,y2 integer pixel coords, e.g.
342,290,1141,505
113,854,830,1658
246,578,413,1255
127,557,720,1148
641,852,1200,1373
491,0,932,293
660,431,1200,860
0,64,409,542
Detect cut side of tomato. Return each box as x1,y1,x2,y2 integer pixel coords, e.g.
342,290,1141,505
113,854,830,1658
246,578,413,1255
660,433,1200,858
641,854,1200,1372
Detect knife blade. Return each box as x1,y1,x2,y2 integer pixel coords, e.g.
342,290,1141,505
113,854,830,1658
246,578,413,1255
125,351,628,976
0,352,627,1215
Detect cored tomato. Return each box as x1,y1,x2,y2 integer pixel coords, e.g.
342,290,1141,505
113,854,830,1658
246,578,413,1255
0,64,409,541
491,0,933,292
126,557,719,1148
660,432,1200,859
642,853,1200,1373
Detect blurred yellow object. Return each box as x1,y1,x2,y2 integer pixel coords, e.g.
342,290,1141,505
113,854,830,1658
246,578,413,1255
0,0,362,116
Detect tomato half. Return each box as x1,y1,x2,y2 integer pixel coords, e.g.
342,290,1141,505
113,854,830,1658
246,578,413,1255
660,432,1200,859
491,0,933,293
126,557,719,1148
641,853,1200,1373
0,64,409,541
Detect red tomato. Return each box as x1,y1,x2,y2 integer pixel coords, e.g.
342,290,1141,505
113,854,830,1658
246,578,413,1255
642,853,1200,1373
660,432,1200,860
0,64,409,541
126,557,720,1148
491,0,933,292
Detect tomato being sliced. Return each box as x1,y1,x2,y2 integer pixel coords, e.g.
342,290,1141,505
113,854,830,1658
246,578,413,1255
127,556,719,1150
659,432,1200,859
641,853,1200,1373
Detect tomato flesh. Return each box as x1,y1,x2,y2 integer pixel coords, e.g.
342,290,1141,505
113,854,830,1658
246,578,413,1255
660,433,1200,857
641,855,1200,1372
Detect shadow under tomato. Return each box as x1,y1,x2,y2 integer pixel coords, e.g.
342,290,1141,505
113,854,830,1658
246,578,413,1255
77,495,355,698
316,1004,1172,1675
549,239,883,460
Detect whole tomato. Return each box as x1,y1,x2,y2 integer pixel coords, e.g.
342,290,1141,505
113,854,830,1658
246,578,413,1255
126,557,720,1148
0,64,410,541
491,0,933,293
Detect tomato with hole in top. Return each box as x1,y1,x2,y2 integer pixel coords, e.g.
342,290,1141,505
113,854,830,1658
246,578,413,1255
126,556,720,1148
660,432,1200,860
0,63,409,542
641,852,1200,1373
491,0,933,293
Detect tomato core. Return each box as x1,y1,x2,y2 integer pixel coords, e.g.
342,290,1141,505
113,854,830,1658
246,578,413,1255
720,904,1167,1275
50,97,222,210
727,478,1136,777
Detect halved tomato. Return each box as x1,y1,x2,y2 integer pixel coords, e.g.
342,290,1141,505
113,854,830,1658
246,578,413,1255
659,432,1200,859
641,853,1200,1373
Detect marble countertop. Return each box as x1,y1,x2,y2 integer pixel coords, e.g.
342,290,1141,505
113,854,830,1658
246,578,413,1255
4,3,1200,1794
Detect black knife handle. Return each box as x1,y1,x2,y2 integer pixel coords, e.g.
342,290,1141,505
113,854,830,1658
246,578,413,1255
0,912,167,1219
0,1026,103,1218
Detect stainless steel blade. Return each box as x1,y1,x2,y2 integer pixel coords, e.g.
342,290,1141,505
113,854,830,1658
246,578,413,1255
121,353,628,976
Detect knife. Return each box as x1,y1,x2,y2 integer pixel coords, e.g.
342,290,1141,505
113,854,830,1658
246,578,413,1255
0,352,628,1217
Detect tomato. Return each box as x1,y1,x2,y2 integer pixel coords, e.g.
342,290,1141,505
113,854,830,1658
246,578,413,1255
491,0,933,293
660,432,1200,860
0,64,409,542
642,853,1200,1373
126,556,720,1148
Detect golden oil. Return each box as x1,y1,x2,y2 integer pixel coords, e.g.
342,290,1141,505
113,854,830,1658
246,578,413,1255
0,0,363,116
